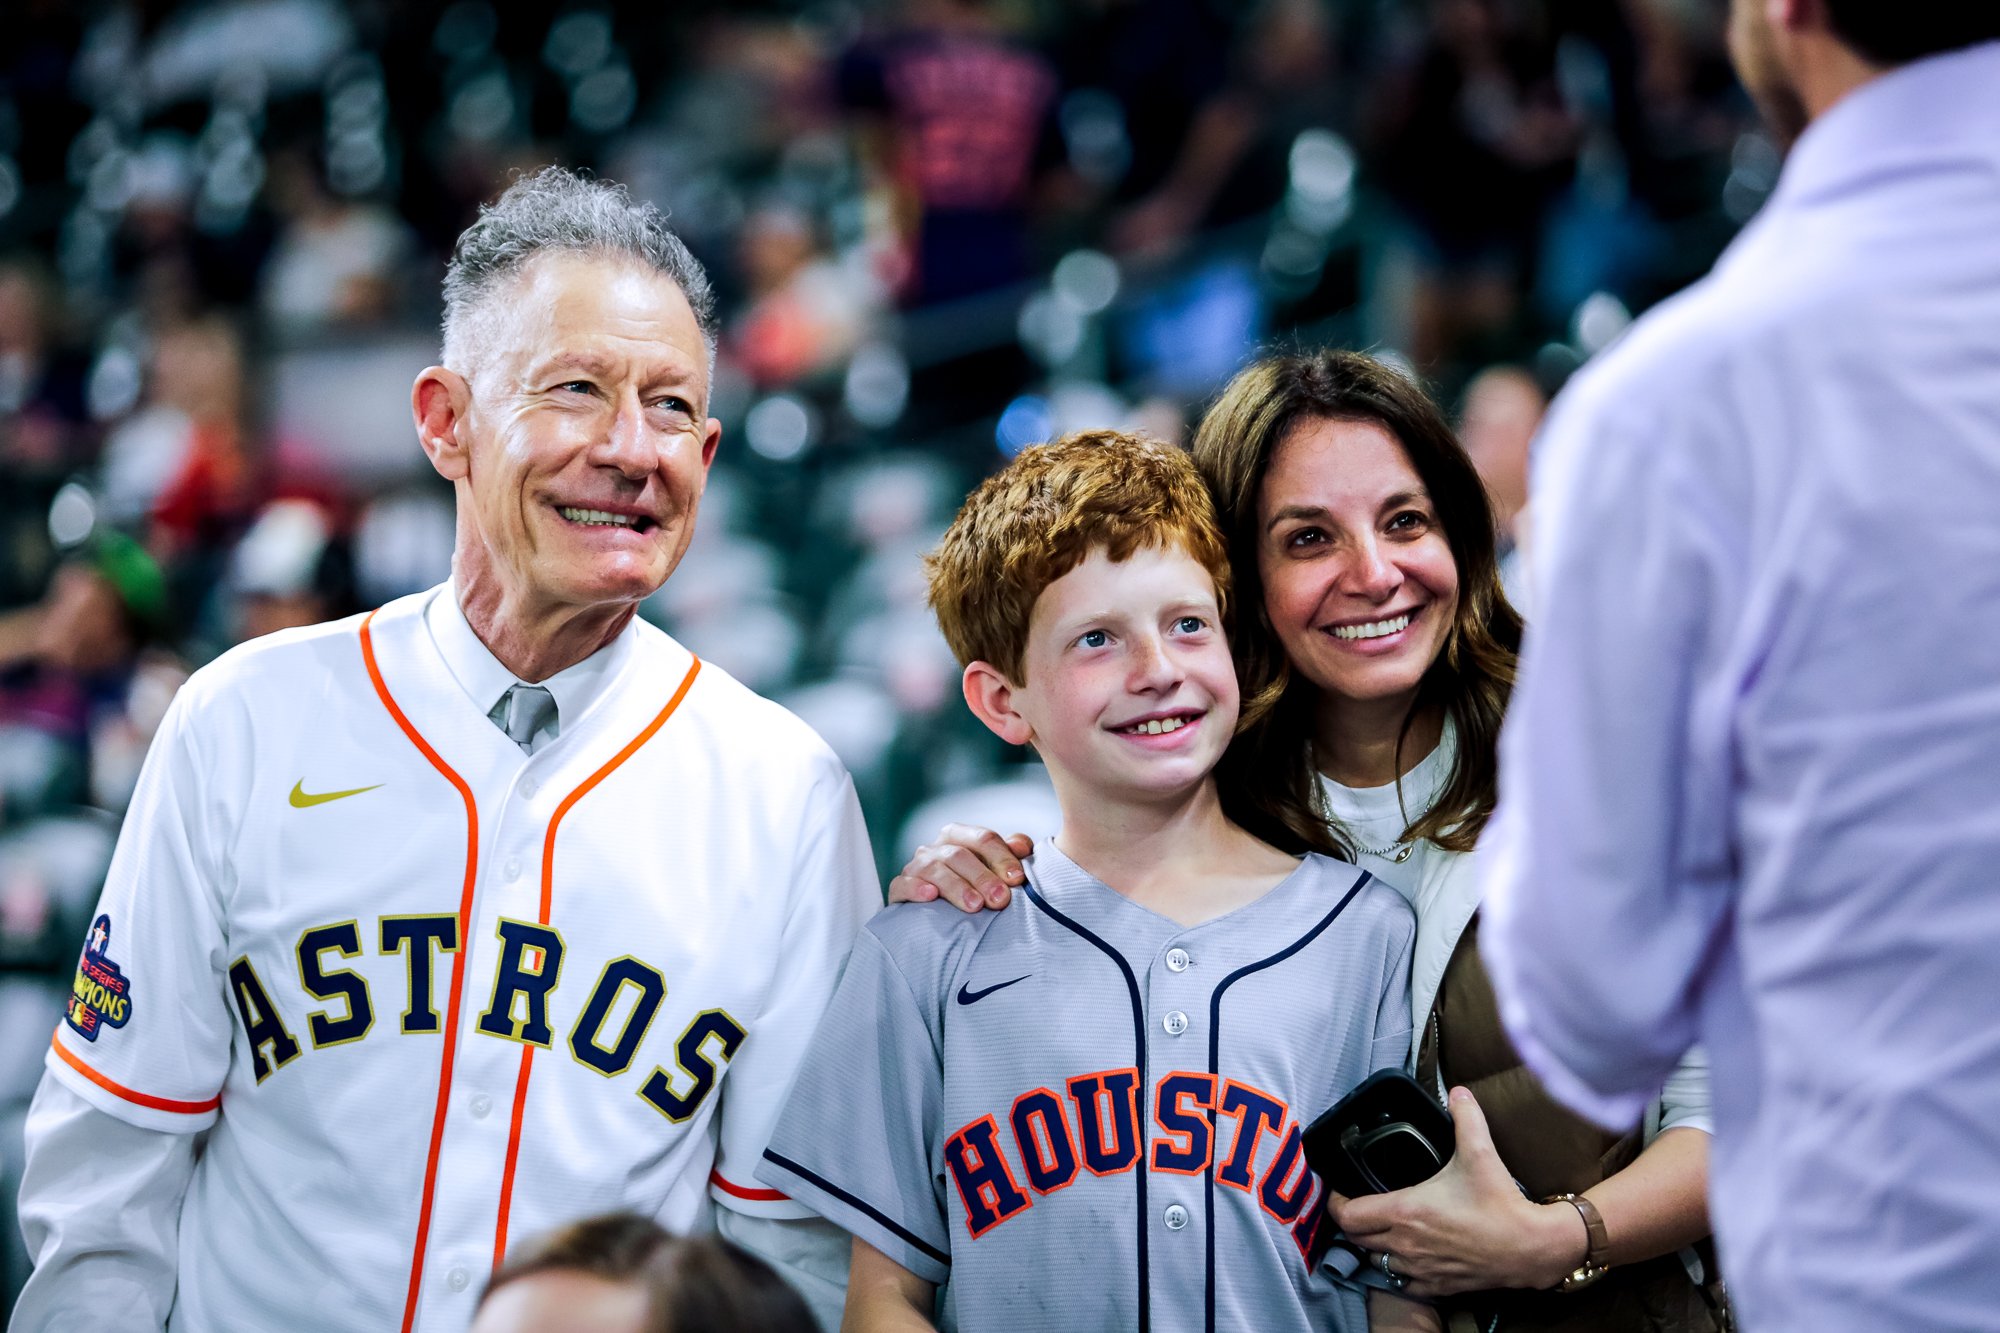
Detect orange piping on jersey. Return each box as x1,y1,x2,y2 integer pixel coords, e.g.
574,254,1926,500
490,655,703,1269
709,1168,789,1202
360,609,482,1333
49,1031,222,1114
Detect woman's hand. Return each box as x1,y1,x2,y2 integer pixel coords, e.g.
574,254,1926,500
1330,1087,1588,1299
886,825,1035,912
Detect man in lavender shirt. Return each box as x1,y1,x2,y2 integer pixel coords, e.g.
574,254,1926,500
1477,4,2000,1330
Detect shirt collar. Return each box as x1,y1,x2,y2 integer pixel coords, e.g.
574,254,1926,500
1773,40,2000,210
422,581,636,730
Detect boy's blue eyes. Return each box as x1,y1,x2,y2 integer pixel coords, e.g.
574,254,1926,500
1075,618,1207,648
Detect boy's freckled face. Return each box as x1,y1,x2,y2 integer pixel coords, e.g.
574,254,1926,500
1009,545,1238,802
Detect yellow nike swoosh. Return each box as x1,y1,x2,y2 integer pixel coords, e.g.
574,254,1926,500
289,780,384,808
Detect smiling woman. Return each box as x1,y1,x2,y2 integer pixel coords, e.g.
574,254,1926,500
1195,352,1515,859
1255,418,1461,773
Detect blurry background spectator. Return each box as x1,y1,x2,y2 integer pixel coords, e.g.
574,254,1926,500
1457,360,1546,600
730,200,882,388
259,147,416,334
837,0,1061,308
0,1,1771,1315
223,497,357,641
1370,0,1581,367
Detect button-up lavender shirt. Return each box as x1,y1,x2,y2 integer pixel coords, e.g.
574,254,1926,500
1480,41,2000,1332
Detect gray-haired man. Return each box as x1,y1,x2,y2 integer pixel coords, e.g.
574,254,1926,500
14,168,875,1332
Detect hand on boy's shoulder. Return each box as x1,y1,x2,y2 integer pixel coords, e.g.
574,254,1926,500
889,827,1036,912
866,881,1025,1030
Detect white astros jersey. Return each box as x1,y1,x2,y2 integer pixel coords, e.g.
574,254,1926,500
757,843,1415,1333
46,585,878,1333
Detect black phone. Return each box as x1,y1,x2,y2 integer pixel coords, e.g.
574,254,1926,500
1303,1069,1455,1198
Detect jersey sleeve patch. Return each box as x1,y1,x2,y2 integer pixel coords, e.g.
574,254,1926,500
66,914,134,1042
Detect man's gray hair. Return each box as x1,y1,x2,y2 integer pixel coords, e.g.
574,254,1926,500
441,166,717,376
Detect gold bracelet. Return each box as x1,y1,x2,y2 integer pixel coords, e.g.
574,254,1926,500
1542,1192,1611,1292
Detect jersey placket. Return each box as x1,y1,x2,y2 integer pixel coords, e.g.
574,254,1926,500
1145,934,1216,1324
417,752,549,1330
361,609,504,1332
412,656,701,1331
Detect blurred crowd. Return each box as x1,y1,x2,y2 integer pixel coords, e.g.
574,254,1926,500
0,0,1767,1310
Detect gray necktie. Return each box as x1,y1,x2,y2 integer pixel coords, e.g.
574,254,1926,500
495,684,558,752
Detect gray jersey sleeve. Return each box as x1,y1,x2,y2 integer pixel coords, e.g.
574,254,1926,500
757,912,959,1285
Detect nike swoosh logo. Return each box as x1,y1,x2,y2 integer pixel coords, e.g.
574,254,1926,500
289,780,384,808
956,975,1031,1006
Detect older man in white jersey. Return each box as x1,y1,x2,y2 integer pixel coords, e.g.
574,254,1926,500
13,168,876,1332
1481,5,2000,1329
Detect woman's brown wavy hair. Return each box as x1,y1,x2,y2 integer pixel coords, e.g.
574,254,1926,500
1194,349,1523,857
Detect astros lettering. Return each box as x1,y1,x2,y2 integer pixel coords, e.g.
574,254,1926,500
226,912,746,1121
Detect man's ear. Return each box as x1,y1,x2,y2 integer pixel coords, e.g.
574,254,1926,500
962,661,1033,747
701,416,722,468
413,367,473,481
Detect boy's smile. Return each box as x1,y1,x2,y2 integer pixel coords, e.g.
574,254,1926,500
982,545,1238,806
1108,708,1205,743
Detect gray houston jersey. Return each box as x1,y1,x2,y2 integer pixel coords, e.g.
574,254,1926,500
759,845,1416,1332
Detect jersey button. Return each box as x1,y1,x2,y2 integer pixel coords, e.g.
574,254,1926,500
470,1094,492,1118
519,777,539,798
446,1266,470,1292
1165,948,1191,973
1164,1204,1189,1231
1162,1009,1188,1037
503,857,523,882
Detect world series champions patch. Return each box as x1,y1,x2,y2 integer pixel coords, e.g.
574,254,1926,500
67,913,133,1041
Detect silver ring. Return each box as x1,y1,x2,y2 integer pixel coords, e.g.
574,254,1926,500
1377,1251,1407,1289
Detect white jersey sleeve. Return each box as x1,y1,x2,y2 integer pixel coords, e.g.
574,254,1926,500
713,1211,852,1333
708,761,880,1218
45,679,242,1130
13,1075,198,1330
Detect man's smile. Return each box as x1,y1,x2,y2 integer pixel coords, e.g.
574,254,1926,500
549,501,660,535
555,505,655,532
